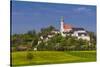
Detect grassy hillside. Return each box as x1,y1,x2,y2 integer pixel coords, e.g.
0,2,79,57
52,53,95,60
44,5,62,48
11,51,96,66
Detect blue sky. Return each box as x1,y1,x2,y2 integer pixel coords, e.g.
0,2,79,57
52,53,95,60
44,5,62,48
11,1,96,34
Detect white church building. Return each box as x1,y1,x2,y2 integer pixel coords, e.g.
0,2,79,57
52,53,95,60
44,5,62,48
60,17,90,41
40,17,90,41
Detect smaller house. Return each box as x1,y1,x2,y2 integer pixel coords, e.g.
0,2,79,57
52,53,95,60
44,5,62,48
72,28,90,41
40,29,60,41
16,45,28,51
51,29,60,34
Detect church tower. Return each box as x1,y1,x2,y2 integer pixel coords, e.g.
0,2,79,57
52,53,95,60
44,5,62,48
60,16,64,36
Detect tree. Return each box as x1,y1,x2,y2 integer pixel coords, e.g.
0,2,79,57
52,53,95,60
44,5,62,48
88,32,96,50
31,38,38,47
26,50,34,62
37,41,47,51
27,30,36,37
40,25,55,36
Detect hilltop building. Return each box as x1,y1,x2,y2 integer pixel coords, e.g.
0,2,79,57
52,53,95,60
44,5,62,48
60,17,90,41
40,17,90,41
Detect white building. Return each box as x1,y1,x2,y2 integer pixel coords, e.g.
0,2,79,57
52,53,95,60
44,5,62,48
60,17,90,41
40,17,90,41
72,28,90,41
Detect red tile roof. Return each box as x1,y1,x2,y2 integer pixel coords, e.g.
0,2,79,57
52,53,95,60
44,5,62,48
63,24,72,29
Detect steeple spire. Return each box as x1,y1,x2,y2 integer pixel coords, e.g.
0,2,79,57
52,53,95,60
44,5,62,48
61,16,64,22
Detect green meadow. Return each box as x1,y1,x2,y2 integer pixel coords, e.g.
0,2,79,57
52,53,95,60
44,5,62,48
11,51,96,66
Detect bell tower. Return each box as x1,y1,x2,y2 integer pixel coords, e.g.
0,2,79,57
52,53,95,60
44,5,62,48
60,16,64,35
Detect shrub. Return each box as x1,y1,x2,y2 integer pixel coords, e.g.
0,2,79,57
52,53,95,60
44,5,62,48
26,51,33,61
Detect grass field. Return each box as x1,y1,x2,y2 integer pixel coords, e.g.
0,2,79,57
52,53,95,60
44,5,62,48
11,51,96,66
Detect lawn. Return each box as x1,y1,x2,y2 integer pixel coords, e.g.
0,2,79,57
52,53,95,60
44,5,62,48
11,51,96,66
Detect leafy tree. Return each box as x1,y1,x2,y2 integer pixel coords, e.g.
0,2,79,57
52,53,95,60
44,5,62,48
87,31,96,50
37,41,47,51
39,25,55,36
26,51,33,61
27,30,36,37
31,36,39,49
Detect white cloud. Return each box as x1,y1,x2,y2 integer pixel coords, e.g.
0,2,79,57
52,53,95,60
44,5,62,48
77,7,86,11
74,7,91,12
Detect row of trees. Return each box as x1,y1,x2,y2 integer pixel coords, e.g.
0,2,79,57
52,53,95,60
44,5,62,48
37,34,96,51
11,26,96,51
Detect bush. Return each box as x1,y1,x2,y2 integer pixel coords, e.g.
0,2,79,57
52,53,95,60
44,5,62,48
26,51,33,61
